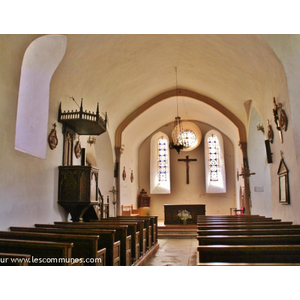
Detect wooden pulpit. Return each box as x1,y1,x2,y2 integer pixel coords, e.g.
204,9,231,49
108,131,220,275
58,166,101,222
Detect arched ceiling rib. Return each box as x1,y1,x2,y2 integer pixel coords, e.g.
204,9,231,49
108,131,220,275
116,89,244,150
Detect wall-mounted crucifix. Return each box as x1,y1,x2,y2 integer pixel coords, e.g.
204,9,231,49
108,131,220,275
178,155,197,184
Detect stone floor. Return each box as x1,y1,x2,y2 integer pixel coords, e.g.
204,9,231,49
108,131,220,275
142,238,198,266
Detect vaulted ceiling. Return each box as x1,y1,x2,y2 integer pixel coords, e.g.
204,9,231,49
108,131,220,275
50,34,284,145
13,34,286,148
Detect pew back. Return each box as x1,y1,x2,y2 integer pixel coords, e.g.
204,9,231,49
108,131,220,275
198,245,300,263
197,234,300,246
197,228,300,236
0,238,74,266
10,226,119,266
0,231,103,266
36,223,131,266
0,253,31,266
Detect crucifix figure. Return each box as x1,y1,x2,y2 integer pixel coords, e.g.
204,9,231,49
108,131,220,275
178,155,197,184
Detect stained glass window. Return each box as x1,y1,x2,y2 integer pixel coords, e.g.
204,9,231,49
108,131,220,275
179,130,197,149
208,134,219,181
158,137,168,182
150,132,171,194
205,130,226,193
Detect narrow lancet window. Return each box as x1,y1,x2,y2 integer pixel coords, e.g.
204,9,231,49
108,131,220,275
158,137,168,182
150,132,171,194
208,134,219,181
205,130,226,193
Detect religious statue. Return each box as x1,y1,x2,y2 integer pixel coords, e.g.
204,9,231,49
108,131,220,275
267,119,274,144
178,155,197,184
272,97,288,143
74,136,82,158
48,123,58,150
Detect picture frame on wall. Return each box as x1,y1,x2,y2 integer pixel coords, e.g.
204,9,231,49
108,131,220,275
277,151,290,204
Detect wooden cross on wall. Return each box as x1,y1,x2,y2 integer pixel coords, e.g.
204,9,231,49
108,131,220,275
178,155,197,184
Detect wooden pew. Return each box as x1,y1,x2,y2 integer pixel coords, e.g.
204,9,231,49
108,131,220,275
80,220,141,262
197,228,300,236
198,263,300,266
0,231,105,266
197,234,300,246
128,215,158,245
0,238,75,266
196,222,288,227
197,219,286,225
197,214,264,218
197,223,298,230
0,253,31,266
10,226,119,266
197,215,274,223
197,245,300,263
111,216,158,248
133,215,158,245
196,214,300,264
36,223,131,266
114,216,152,250
108,217,147,255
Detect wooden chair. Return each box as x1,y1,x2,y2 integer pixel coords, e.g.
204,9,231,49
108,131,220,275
121,205,139,216
230,206,245,215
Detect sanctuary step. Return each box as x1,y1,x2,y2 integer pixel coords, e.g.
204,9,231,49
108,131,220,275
158,225,197,239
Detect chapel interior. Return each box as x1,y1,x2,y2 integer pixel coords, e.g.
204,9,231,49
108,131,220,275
1,34,300,270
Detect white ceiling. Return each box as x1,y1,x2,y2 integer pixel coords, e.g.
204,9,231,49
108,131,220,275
48,34,285,146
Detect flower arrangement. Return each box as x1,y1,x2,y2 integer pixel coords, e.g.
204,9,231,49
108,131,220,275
178,210,192,224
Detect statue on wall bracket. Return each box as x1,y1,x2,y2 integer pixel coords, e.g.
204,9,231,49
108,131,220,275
74,136,82,158
272,97,288,143
267,119,274,144
48,123,58,150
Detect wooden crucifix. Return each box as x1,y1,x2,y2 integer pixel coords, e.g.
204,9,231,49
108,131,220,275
178,155,197,184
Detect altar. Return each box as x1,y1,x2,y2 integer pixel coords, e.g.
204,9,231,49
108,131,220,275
164,204,206,225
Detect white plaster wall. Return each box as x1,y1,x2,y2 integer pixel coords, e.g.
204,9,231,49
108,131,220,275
93,132,115,216
119,145,140,212
248,107,272,217
0,36,67,229
262,35,300,224
0,35,115,229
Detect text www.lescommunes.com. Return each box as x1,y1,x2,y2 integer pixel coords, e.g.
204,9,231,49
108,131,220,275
0,256,102,265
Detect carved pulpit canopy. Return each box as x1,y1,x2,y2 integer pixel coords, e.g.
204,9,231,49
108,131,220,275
58,98,107,166
58,98,107,136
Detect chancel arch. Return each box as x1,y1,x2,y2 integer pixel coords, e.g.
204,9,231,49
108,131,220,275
117,89,248,217
115,88,247,149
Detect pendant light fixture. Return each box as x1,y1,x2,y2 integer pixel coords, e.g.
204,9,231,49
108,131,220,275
169,67,184,154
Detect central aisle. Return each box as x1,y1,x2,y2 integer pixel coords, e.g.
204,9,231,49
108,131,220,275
142,238,198,266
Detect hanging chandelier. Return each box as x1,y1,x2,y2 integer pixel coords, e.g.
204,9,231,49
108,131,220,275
169,67,184,154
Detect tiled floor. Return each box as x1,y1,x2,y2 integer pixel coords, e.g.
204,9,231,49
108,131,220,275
143,238,198,266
